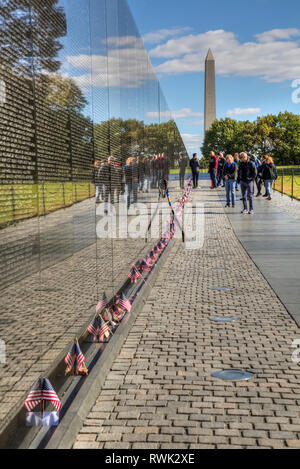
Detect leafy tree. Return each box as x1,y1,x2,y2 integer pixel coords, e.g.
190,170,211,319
201,112,300,167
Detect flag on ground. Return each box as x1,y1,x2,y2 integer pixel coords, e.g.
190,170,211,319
98,316,110,340
117,293,132,313
64,341,86,374
128,266,141,284
24,378,61,412
140,259,151,271
96,292,107,313
87,317,99,342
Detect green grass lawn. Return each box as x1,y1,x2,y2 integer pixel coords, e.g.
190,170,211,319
0,182,95,227
273,174,300,200
170,168,207,174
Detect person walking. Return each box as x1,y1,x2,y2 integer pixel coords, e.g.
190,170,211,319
217,153,225,187
102,156,118,214
208,151,218,189
250,155,261,197
237,152,257,215
262,155,277,200
137,156,145,193
125,157,138,209
143,156,151,193
223,154,238,208
162,153,170,181
92,160,101,203
234,153,240,192
256,156,265,197
190,153,200,189
178,153,187,189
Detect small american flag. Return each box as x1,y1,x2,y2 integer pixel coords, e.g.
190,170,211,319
128,266,141,284
149,250,157,261
140,259,151,272
24,378,61,412
65,341,85,373
98,317,110,340
117,293,132,313
87,317,99,341
96,292,107,313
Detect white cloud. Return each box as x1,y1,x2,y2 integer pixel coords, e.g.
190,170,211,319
67,46,156,89
143,27,193,44
150,29,300,82
106,36,144,48
146,107,203,120
255,28,300,43
226,107,261,117
181,133,203,150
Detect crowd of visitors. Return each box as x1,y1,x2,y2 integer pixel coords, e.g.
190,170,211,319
92,153,170,210
208,151,278,214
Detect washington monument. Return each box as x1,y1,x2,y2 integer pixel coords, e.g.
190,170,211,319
204,49,216,132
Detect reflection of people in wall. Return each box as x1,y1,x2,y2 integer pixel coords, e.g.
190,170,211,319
101,156,118,214
178,153,186,189
143,156,151,193
93,160,105,204
125,157,138,209
162,153,170,181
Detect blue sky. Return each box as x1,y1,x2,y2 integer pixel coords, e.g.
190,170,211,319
127,0,300,155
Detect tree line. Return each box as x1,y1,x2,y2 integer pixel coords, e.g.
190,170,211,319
200,112,300,168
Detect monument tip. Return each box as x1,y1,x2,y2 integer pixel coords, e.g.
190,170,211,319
206,48,215,61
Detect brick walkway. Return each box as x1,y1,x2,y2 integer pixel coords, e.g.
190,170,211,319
73,181,300,449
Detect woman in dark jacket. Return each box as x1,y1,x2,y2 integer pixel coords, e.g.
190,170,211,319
223,154,238,208
262,155,277,200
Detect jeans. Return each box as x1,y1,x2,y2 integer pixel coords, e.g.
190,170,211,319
179,172,185,189
240,181,254,211
95,185,101,200
143,177,151,192
225,179,236,205
126,182,138,208
264,179,273,196
192,172,199,188
210,169,217,188
217,172,224,187
138,178,145,191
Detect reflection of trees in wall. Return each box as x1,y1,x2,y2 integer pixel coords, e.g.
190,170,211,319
0,0,66,75
0,0,187,185
0,0,69,184
94,118,187,167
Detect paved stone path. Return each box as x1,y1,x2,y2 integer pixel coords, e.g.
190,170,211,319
272,190,300,221
73,181,300,449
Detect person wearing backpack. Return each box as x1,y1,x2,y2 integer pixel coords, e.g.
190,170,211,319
262,156,277,200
